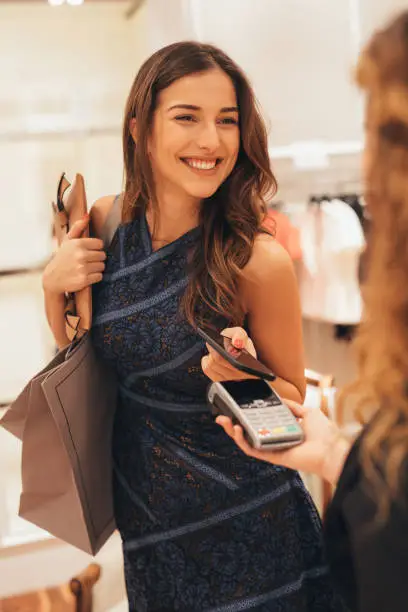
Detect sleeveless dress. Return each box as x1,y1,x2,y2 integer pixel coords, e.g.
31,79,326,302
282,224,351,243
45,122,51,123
91,210,347,612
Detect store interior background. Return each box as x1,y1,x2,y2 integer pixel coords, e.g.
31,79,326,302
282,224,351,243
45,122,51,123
0,0,405,609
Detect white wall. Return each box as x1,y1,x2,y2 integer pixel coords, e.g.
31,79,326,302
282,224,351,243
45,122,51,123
146,0,408,151
187,0,363,146
0,6,148,592
0,3,148,132
0,1,148,269
146,0,196,51
359,0,408,43
146,0,366,146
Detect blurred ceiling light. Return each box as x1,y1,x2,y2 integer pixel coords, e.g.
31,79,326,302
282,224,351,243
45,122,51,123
47,0,85,5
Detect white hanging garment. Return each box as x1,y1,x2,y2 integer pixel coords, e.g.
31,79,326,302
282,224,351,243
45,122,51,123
297,199,365,325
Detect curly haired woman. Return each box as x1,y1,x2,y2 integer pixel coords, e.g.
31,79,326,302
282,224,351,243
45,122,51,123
219,11,408,612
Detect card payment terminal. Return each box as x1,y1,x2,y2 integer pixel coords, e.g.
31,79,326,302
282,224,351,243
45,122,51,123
207,379,304,450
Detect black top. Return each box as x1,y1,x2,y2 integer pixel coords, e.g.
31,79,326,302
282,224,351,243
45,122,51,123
324,428,408,611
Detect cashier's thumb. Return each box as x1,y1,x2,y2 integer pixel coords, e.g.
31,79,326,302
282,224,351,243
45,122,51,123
66,214,90,240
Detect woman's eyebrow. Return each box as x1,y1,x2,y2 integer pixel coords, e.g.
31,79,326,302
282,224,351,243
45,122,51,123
167,103,239,113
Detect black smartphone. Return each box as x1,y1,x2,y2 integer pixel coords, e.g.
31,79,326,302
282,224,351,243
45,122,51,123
196,326,276,381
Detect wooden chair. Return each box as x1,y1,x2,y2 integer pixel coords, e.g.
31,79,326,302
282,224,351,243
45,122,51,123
305,368,336,516
1,563,101,612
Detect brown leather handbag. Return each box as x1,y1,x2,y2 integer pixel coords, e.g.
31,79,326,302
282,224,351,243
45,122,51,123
0,174,121,555
53,173,92,339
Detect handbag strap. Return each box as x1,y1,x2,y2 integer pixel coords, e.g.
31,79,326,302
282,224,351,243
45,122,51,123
101,193,123,248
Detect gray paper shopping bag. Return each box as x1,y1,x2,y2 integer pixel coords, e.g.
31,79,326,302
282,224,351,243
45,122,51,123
2,333,117,555
0,347,68,440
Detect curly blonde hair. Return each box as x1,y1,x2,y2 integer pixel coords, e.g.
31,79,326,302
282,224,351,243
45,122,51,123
344,12,408,509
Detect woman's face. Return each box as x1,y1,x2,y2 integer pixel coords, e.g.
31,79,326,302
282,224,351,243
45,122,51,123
145,68,240,203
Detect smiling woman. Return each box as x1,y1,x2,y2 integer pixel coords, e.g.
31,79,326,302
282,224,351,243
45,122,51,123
133,69,240,205
42,41,346,611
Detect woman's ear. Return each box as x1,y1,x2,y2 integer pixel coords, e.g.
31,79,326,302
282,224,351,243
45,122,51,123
129,118,137,144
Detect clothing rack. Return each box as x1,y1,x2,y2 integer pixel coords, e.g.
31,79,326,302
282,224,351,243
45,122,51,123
304,190,367,343
307,191,369,232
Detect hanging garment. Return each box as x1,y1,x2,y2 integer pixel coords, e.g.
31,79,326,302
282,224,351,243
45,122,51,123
263,209,302,260
297,199,365,325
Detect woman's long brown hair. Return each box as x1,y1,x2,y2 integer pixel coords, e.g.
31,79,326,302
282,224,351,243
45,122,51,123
122,41,276,328
344,12,408,511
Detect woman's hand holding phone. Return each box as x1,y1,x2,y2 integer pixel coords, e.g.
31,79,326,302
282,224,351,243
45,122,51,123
201,327,258,382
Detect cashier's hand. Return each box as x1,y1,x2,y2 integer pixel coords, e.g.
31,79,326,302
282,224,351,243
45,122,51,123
201,327,257,382
216,401,351,486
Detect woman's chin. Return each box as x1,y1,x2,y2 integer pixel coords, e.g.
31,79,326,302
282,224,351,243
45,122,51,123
182,182,222,201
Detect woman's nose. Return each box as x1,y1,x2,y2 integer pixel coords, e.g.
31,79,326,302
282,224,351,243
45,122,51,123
196,122,221,152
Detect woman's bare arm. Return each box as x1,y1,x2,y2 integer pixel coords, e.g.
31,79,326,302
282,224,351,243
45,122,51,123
241,235,306,403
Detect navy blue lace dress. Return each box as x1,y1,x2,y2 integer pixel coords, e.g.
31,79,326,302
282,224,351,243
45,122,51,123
92,211,347,612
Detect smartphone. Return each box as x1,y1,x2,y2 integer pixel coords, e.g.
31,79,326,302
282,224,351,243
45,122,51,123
207,379,304,450
196,326,276,381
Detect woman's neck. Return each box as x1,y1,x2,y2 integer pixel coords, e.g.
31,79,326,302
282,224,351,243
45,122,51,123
146,190,201,244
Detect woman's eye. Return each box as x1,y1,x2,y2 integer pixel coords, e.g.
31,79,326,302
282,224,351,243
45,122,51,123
219,117,239,126
175,115,196,123
174,115,238,125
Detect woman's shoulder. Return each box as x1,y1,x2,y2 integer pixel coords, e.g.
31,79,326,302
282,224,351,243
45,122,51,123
239,232,298,313
243,232,295,283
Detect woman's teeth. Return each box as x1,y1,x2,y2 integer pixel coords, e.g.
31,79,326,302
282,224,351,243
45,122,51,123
183,158,218,170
